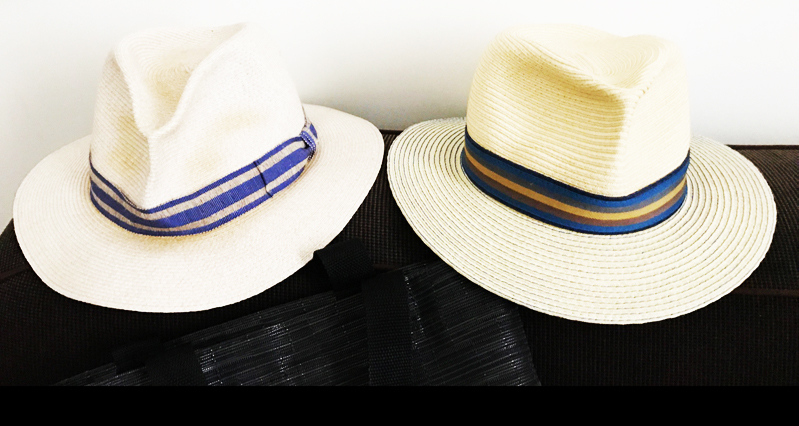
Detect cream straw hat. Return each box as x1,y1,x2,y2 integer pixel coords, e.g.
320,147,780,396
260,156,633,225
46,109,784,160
387,25,777,324
13,23,383,312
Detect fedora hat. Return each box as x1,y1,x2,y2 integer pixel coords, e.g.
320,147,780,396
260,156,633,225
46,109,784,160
12,23,383,312
387,24,777,324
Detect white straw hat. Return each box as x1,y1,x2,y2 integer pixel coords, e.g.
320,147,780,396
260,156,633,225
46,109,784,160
387,25,777,324
13,23,383,312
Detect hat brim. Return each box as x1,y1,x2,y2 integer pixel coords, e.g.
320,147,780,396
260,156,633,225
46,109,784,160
13,104,383,312
387,118,777,324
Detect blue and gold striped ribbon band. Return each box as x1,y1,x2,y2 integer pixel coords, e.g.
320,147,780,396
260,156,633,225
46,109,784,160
90,119,318,237
461,128,689,235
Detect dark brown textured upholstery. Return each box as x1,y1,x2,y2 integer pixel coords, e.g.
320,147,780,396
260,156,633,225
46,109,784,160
1,133,796,385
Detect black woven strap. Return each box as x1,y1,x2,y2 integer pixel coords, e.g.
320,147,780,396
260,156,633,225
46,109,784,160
112,337,164,374
313,239,375,290
362,270,413,386
112,338,205,386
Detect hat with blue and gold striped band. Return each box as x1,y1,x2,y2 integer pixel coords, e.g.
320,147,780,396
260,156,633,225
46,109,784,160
387,25,777,324
12,23,384,313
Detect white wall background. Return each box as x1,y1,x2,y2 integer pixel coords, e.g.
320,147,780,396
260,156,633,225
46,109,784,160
1,0,798,226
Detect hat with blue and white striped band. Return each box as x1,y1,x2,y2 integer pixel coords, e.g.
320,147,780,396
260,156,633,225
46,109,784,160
12,23,384,313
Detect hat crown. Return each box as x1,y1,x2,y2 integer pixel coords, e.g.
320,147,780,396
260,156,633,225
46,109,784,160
465,25,691,197
90,23,305,210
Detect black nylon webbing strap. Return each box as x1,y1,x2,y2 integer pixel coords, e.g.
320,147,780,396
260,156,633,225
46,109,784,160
112,338,205,385
361,269,413,386
144,345,206,386
112,337,164,374
313,239,375,290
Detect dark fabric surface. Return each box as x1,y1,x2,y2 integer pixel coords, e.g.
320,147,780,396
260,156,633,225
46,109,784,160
0,132,797,386
727,148,799,293
523,294,799,386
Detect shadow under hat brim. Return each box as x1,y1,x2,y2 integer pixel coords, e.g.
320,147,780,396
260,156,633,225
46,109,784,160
13,104,384,313
387,118,777,324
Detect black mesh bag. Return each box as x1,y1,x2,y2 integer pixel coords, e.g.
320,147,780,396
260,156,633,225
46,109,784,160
56,248,540,386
